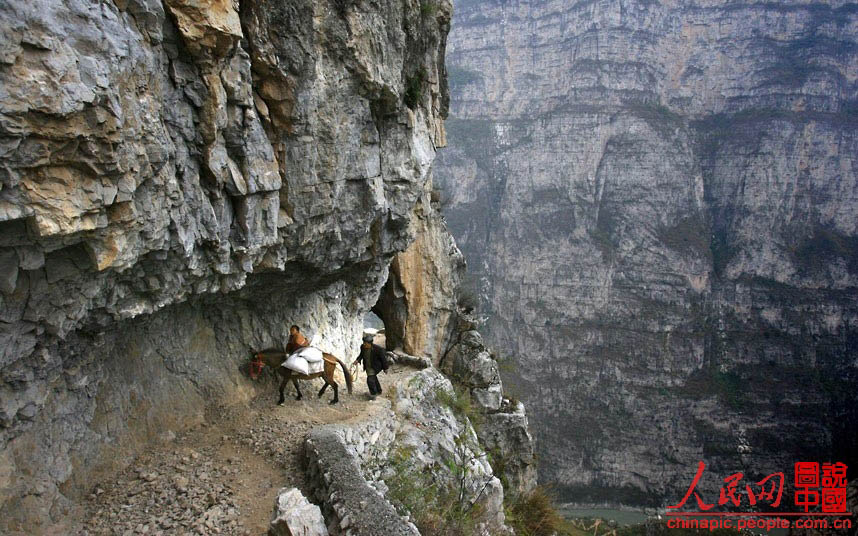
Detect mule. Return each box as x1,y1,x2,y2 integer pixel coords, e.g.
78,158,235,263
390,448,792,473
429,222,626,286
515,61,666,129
250,348,353,405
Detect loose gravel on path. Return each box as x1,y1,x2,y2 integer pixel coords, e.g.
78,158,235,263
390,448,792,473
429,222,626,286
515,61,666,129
80,365,411,536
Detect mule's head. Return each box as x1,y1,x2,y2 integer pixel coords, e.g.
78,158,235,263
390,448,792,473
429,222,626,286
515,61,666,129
251,348,288,369
248,350,265,380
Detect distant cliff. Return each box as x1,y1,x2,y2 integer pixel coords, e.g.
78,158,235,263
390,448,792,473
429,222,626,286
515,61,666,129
436,0,858,505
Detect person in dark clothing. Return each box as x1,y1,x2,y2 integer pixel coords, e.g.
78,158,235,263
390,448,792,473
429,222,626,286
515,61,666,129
355,333,388,399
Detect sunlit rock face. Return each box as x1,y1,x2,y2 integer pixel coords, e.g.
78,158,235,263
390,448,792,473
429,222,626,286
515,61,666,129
375,192,465,361
435,0,858,506
0,0,452,531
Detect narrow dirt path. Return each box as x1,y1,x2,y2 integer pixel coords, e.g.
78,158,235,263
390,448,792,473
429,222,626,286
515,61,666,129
81,364,412,536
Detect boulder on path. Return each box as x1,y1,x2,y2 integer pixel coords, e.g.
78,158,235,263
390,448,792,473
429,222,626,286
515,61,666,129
269,487,328,536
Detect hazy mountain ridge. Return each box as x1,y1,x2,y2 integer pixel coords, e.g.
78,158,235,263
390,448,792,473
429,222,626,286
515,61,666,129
436,0,858,505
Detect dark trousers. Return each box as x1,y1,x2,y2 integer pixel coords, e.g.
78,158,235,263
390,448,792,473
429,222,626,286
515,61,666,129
366,374,382,395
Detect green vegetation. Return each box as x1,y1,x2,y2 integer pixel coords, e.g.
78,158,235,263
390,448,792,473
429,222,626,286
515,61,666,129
385,446,486,536
695,96,858,160
709,232,734,278
385,427,508,536
626,101,685,139
404,68,427,109
505,487,583,536
432,382,581,536
693,108,784,159
408,373,426,390
711,369,745,410
484,447,510,490
420,0,437,17
680,366,748,410
656,217,711,259
434,384,483,433
789,224,858,276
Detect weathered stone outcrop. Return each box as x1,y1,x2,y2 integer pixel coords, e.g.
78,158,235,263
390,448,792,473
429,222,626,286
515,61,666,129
0,0,453,531
304,366,511,536
384,368,508,533
373,175,539,501
374,174,538,502
436,0,858,505
269,487,328,536
442,326,537,496
443,329,503,411
375,191,465,361
480,402,538,498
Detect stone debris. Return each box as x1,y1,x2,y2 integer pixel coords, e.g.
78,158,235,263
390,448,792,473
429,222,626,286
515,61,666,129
269,488,328,536
441,326,537,494
81,444,243,536
79,400,322,536
80,368,412,535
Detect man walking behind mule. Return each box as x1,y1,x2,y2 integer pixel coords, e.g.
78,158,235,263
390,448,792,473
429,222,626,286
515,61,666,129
355,333,388,399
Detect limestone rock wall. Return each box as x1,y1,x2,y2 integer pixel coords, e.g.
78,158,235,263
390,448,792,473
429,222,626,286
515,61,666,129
375,191,465,361
435,0,858,505
0,0,453,531
441,327,537,496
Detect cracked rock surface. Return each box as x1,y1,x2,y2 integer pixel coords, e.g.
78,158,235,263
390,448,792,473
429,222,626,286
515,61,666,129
0,0,453,531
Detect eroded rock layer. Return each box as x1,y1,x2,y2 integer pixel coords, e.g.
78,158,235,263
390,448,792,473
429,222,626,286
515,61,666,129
375,192,465,361
0,0,452,531
435,0,858,505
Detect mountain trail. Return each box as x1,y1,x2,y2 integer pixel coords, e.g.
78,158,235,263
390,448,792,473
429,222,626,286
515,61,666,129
80,365,413,536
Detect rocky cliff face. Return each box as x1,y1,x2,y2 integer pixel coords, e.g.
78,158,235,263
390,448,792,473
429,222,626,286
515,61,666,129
375,191,465,361
0,0,457,531
436,0,858,505
306,365,513,536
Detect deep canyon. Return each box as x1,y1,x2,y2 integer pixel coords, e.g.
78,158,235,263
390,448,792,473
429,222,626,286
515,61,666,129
435,0,858,506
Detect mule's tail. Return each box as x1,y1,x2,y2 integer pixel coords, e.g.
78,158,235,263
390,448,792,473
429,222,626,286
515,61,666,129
336,358,353,394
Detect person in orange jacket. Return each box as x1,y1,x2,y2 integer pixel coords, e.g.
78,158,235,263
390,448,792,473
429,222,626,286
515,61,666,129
285,325,310,355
